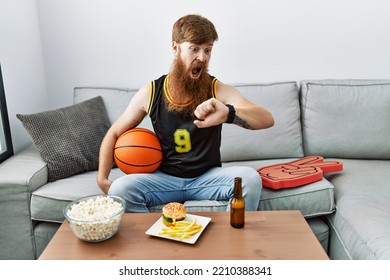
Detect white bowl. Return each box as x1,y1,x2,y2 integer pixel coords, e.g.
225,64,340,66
63,194,125,242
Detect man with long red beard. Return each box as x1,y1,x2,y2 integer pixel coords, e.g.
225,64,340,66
97,14,274,212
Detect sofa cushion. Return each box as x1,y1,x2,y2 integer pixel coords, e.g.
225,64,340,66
221,82,304,161
300,80,390,159
325,159,390,259
17,96,110,182
259,178,334,217
224,159,335,218
31,159,334,223
30,169,123,223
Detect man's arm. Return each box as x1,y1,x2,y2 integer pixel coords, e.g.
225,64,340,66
97,84,150,193
194,81,274,130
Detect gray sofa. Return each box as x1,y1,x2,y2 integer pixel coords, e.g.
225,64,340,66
1,79,389,260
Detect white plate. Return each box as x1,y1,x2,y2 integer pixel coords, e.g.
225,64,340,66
145,214,211,244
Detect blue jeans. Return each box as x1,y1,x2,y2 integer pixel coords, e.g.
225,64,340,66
108,166,262,212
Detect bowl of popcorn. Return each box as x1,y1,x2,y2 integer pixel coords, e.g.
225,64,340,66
63,194,125,242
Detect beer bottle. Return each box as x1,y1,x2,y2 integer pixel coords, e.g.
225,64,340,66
230,177,245,228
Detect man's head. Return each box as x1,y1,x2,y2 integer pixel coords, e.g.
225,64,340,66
172,15,218,74
172,14,218,45
167,15,219,117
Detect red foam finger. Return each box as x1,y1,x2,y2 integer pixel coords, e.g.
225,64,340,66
257,156,343,190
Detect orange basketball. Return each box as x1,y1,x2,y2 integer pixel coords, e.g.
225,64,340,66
114,128,163,174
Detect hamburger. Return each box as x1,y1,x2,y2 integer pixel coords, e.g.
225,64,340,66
162,202,186,227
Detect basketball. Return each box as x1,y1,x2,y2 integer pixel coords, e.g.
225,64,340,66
114,128,163,174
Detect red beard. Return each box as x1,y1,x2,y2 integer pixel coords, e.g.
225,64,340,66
166,57,212,118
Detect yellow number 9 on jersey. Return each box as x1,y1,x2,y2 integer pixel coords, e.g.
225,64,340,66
174,129,192,153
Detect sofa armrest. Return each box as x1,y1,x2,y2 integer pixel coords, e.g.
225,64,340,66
0,145,48,259
0,145,48,192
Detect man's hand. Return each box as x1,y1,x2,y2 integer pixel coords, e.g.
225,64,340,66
193,98,229,128
97,177,112,194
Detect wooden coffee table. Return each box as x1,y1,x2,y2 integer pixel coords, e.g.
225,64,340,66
38,210,328,260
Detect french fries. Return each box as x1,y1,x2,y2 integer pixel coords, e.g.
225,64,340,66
159,219,202,240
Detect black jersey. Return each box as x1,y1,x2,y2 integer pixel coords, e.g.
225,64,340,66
147,74,222,178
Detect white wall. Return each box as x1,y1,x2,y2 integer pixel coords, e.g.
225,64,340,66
36,0,390,109
0,0,48,152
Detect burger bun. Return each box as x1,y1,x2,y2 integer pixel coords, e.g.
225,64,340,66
162,202,186,227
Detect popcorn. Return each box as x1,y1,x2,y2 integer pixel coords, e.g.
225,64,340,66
67,196,123,221
65,195,125,242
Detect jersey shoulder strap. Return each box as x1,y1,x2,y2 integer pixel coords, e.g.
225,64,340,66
211,77,219,99
147,75,166,114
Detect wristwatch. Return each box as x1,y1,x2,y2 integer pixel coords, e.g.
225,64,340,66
225,104,236,123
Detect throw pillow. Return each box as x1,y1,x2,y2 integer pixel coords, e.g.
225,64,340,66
17,96,111,182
